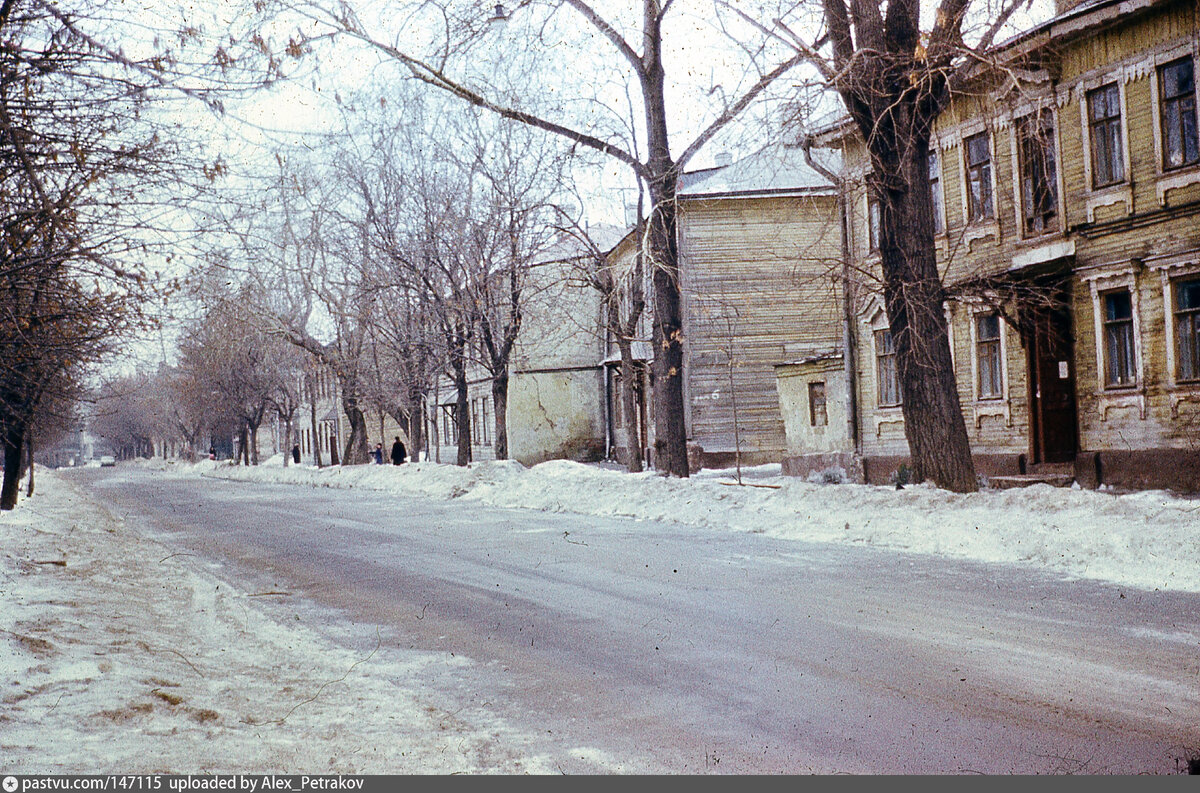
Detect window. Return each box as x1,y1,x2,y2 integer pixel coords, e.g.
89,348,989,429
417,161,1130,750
808,381,827,427
868,198,881,252
975,314,1003,399
1088,83,1125,187
1018,111,1059,235
1102,290,1136,387
476,397,491,445
964,132,994,221
441,404,458,444
928,151,944,234
875,329,900,407
1159,57,1199,171
1176,278,1200,382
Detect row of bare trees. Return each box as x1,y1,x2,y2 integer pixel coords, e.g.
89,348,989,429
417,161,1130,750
252,0,1050,492
186,91,581,469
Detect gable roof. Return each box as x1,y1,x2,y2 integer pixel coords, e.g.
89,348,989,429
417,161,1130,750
678,142,840,200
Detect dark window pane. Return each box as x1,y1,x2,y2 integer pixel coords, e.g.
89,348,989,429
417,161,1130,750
1178,279,1200,310
1105,291,1132,321
1160,58,1200,170
1177,279,1200,381
1102,291,1136,386
1089,84,1125,186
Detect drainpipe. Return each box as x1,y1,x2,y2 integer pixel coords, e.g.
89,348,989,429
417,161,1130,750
839,189,862,461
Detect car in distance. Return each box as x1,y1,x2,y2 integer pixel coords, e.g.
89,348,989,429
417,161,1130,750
99,455,116,467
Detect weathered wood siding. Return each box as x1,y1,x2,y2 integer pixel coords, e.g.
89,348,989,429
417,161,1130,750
843,0,1200,472
679,193,843,462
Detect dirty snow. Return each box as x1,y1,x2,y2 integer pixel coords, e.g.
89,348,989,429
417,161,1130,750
0,468,611,774
151,454,1199,594
4,455,1199,774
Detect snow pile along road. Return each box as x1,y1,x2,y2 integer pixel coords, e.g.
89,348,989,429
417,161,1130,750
0,469,612,774
154,455,1200,594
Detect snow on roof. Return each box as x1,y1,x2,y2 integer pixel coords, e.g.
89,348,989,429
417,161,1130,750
534,223,629,264
679,142,840,199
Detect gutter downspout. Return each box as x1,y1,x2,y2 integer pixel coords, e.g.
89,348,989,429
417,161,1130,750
840,189,861,463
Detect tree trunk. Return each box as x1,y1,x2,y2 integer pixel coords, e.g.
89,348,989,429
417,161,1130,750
641,20,690,477
337,370,369,465
25,430,34,497
618,343,644,473
876,140,977,493
248,421,260,465
646,180,689,477
491,368,508,461
238,425,250,466
309,379,323,468
453,365,471,467
282,415,294,467
340,398,368,465
1,420,24,510
406,388,424,462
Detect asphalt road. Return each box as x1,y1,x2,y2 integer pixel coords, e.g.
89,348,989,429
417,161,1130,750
82,467,1200,774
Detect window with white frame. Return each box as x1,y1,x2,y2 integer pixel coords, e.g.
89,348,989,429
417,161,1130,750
1158,56,1199,172
928,150,944,234
1175,277,1200,382
975,313,1004,399
441,404,458,444
1101,290,1137,387
964,132,994,222
875,329,901,407
1088,83,1125,188
1017,111,1059,236
475,396,492,445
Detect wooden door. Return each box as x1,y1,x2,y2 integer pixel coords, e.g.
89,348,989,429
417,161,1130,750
1026,301,1079,464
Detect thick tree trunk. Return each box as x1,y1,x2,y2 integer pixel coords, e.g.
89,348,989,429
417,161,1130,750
340,399,368,465
238,425,250,466
248,422,260,465
406,389,424,461
876,140,977,493
646,181,689,477
491,369,509,461
642,26,690,478
453,366,471,467
1,420,24,510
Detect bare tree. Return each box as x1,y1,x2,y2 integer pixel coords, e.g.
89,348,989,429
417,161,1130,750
753,0,1039,491
280,0,810,476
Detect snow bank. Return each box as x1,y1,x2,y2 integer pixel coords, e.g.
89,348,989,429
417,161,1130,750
138,456,1200,594
0,468,611,773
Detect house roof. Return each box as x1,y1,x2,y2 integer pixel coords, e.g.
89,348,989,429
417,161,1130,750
533,223,629,265
678,142,840,199
808,0,1179,145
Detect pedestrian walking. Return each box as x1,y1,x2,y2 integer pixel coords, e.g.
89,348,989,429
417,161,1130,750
291,443,301,464
390,436,407,465
372,442,384,465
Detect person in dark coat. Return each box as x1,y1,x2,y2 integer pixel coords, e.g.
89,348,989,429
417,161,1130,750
372,443,384,464
390,436,407,465
291,444,301,464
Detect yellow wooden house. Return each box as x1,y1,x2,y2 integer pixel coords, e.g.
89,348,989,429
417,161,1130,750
821,0,1200,490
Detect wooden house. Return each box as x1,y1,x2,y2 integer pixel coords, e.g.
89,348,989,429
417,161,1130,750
820,0,1200,490
677,144,845,468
